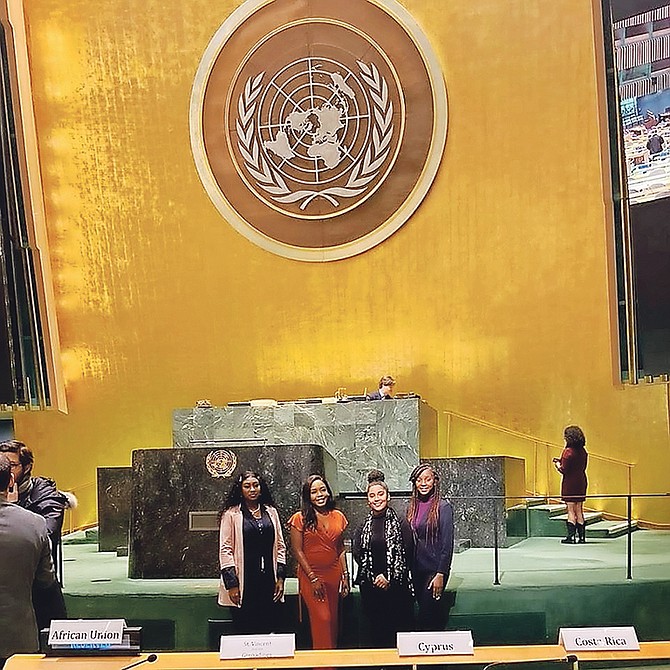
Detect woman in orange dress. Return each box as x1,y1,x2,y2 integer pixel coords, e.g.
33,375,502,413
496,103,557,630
289,474,349,655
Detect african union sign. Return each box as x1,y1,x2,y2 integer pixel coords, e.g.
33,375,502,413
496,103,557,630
190,0,447,262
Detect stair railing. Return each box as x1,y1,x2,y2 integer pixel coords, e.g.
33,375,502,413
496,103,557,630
443,410,635,500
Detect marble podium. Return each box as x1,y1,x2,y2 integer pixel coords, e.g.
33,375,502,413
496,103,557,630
427,455,526,547
172,398,436,491
128,443,336,578
341,456,526,550
97,466,132,552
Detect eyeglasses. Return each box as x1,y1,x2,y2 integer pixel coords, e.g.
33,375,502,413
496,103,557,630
8,462,22,469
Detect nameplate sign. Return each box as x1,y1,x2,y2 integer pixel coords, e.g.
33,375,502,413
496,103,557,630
559,627,640,651
397,631,474,656
219,634,295,659
48,619,126,648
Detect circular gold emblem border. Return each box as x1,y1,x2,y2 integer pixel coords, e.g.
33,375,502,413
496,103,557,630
190,0,448,262
225,19,407,223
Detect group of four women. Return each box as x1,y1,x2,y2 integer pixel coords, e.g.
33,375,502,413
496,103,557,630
217,463,454,651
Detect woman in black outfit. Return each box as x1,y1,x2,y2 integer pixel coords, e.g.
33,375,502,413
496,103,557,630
353,470,414,648
218,471,287,633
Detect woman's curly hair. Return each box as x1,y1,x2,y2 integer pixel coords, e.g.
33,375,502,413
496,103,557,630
219,470,276,519
564,425,586,449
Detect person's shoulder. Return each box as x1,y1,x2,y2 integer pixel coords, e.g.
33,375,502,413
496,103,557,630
332,509,348,525
32,476,58,492
2,501,49,531
221,505,241,520
288,511,304,528
438,498,454,512
29,477,67,503
398,511,411,527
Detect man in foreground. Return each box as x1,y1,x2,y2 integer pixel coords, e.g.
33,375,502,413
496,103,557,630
0,440,70,572
0,440,69,629
0,453,57,668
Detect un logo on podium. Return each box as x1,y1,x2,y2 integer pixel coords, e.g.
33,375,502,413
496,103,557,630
190,0,447,261
205,449,238,478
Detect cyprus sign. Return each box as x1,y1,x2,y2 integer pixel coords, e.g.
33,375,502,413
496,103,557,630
190,0,447,261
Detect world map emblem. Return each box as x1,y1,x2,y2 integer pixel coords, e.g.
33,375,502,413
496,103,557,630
190,0,447,261
205,449,238,478
238,58,395,214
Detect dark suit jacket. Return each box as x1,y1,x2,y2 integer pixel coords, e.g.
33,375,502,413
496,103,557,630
366,389,390,400
18,477,68,628
0,501,56,659
19,477,68,569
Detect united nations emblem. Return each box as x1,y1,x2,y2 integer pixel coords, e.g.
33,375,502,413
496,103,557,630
236,58,396,215
205,449,238,478
190,0,447,261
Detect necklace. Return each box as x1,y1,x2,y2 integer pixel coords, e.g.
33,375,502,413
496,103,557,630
248,505,262,518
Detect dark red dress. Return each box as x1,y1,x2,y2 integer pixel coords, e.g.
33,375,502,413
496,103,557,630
559,446,588,502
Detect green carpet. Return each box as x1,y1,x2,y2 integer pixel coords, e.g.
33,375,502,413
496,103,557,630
60,531,670,651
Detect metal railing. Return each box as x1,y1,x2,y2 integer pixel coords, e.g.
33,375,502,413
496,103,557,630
449,492,670,585
443,410,636,499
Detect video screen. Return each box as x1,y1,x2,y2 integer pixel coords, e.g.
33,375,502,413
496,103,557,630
615,3,670,203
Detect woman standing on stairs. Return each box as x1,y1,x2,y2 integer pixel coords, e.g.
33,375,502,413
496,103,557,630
553,425,588,544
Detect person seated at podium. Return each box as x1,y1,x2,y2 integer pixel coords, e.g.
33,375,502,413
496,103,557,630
407,462,454,631
366,375,396,400
353,469,414,648
218,471,287,634
289,474,349,664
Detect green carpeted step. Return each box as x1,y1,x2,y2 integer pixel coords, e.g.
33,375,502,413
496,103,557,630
527,504,568,536
525,497,549,507
552,510,603,524
583,519,639,538
530,503,567,515
507,498,547,512
542,511,603,537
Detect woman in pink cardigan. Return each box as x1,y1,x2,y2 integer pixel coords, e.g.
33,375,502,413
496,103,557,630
218,471,287,633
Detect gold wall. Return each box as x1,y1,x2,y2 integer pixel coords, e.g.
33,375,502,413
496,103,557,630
10,0,670,526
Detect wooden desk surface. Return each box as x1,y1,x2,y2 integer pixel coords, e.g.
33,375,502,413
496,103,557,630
6,642,670,670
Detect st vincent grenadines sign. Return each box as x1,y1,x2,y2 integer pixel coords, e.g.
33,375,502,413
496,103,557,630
190,0,447,262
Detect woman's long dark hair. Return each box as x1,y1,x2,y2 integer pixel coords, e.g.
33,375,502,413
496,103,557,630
219,470,276,518
407,462,441,542
301,474,335,530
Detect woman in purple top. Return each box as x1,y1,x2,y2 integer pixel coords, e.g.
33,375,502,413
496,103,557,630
406,463,454,631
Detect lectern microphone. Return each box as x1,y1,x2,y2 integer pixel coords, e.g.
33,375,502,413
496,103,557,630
120,653,158,670
482,655,578,670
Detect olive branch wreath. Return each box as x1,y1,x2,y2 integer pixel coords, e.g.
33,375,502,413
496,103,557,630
235,61,394,211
